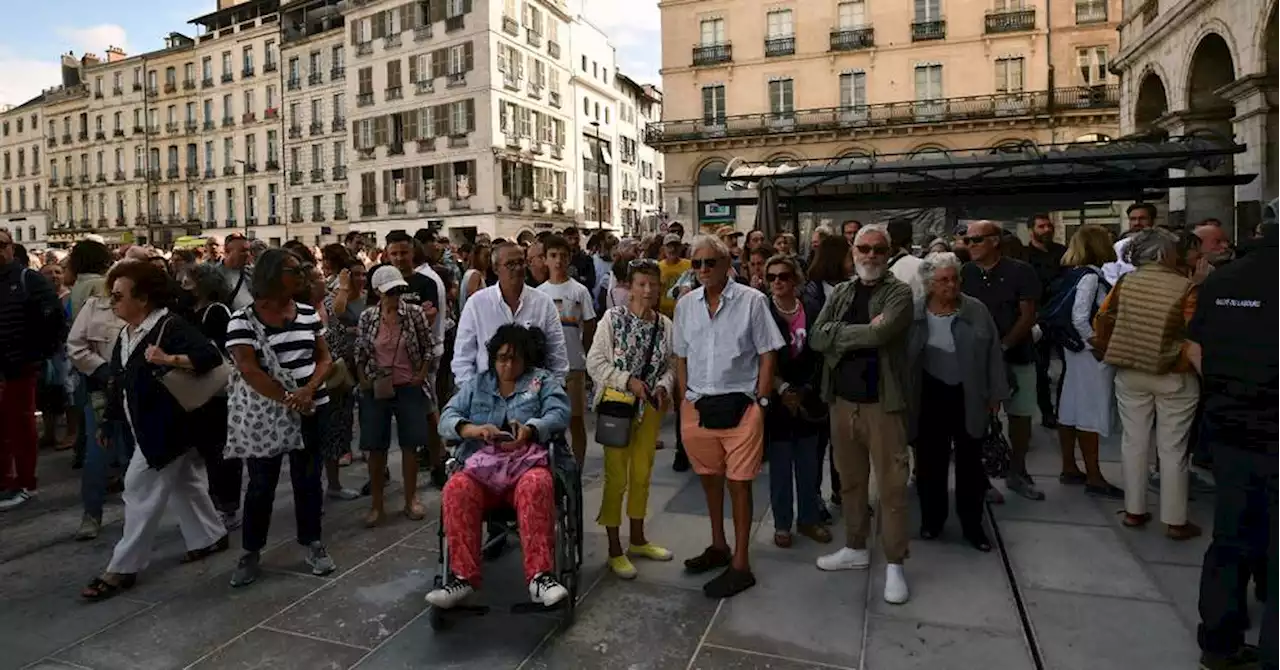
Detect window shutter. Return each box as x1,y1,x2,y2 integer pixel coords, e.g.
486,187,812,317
406,166,421,200
404,110,419,140
465,99,476,132
463,42,474,71
382,170,391,203
374,115,388,146
399,5,410,30
434,163,449,198
433,104,449,136
373,14,386,39
409,53,419,83
351,22,359,44
350,120,359,147
421,108,434,137
431,50,446,78
463,0,472,13
429,0,444,23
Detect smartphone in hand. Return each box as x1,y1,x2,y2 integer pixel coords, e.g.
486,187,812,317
492,431,515,443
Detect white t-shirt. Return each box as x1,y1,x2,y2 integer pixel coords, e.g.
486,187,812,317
536,279,596,371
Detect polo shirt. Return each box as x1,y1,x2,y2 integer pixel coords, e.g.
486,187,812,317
960,257,1040,365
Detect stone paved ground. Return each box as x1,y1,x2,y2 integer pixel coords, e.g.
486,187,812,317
0,415,1260,670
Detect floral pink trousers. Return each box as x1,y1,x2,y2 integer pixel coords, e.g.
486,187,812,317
441,467,556,586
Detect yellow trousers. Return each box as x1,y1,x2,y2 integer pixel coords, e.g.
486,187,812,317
596,407,665,528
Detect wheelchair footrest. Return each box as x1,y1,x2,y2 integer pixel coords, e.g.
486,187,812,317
445,604,491,616
510,600,567,614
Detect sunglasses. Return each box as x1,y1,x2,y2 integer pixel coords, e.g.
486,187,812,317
855,244,891,255
691,258,719,270
629,258,659,269
765,272,794,283
963,235,996,245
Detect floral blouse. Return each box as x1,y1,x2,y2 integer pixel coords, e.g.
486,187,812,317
586,306,675,419
354,299,437,390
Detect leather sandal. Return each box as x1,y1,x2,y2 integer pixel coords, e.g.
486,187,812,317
1121,512,1152,528
1167,522,1203,541
180,535,230,564
82,574,137,601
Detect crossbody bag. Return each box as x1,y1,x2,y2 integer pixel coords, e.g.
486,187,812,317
594,312,662,448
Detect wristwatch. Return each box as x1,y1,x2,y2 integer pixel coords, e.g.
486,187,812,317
757,396,771,408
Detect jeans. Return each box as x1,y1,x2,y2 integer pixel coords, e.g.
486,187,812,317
81,382,134,520
241,407,326,553
1197,443,1277,664
767,433,821,530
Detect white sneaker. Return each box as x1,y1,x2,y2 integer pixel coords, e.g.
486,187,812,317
816,547,871,571
0,489,36,511
425,577,474,609
884,564,910,604
528,572,569,607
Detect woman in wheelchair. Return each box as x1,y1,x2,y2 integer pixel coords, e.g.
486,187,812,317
429,324,572,610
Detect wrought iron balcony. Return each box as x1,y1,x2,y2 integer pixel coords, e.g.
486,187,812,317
264,60,278,73
309,72,324,85
502,16,518,35
47,137,56,147
415,25,432,41
312,211,326,222
830,27,874,51
62,133,72,144
333,208,347,220
643,85,1119,146
332,117,346,132
289,170,302,184
166,122,180,134
266,159,280,171
357,92,374,107
78,131,89,141
95,131,106,141
114,129,125,137
386,86,403,101
332,165,347,181
548,41,560,59
985,8,1035,33
290,212,304,223
356,42,373,56
223,117,235,128
202,77,214,88
692,43,732,66
331,66,346,80
183,79,196,90
446,15,464,31
289,126,302,139
164,82,177,94
527,29,542,48
167,167,180,180
911,19,946,41
310,121,324,136
221,73,234,83
1075,0,1107,23
764,36,795,57
242,66,255,78
288,77,301,91
311,169,325,182
113,86,123,96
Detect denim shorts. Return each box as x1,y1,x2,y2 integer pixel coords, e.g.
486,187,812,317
358,385,432,451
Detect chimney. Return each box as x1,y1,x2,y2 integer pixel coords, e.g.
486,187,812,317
106,46,127,62
81,52,101,68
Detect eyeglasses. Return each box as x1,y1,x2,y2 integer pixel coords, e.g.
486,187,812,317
501,258,528,271
690,258,719,270
963,235,996,245
855,244,891,255
765,272,794,283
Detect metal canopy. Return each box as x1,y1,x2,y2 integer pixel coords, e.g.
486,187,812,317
721,134,1256,227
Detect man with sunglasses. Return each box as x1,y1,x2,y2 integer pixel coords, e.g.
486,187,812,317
960,220,1045,502
810,224,914,605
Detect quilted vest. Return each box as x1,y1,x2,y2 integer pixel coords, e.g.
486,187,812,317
1103,265,1192,374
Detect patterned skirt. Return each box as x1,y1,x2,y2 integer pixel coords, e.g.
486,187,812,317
320,387,357,461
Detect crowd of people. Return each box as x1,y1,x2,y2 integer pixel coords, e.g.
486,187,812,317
0,205,1273,669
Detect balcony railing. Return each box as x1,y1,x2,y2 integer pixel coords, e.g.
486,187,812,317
334,208,347,220
311,169,325,183
288,77,301,91
692,43,732,66
386,86,403,101
415,25,432,41
1075,0,1107,23
830,27,874,51
264,60,278,73
309,72,324,85
312,211,326,222
331,66,346,80
289,126,302,138
357,92,374,107
332,117,346,132
242,66,255,78
527,29,542,48
356,42,373,56
764,36,795,57
202,77,214,88
332,165,347,181
644,85,1120,145
911,19,946,41
183,79,196,90
502,16,518,35
548,40,561,58
446,15,464,31
221,72,234,83
164,82,177,94
310,121,324,136
985,8,1035,33
289,170,302,185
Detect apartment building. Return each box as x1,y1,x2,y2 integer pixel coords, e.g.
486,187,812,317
652,0,1124,236
1113,0,1276,236
615,73,663,236
346,0,579,241
569,17,620,232
0,99,50,247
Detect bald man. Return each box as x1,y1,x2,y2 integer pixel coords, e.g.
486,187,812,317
1195,222,1232,266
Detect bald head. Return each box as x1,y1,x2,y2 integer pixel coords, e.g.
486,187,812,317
1195,222,1230,261
965,220,1003,264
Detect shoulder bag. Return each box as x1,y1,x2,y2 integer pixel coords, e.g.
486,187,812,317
224,309,305,460
371,315,403,401
153,316,233,412
594,312,662,448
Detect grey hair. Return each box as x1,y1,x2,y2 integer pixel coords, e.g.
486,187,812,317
854,223,890,246
251,248,295,299
920,251,962,291
689,234,730,259
813,224,834,238
491,241,519,267
1124,228,1178,267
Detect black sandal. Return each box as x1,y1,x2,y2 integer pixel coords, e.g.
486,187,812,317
965,533,993,553
181,535,230,564
82,574,137,601
683,546,732,575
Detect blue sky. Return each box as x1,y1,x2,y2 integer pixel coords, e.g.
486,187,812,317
0,0,661,108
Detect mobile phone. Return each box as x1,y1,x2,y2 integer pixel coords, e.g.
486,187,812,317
493,431,515,443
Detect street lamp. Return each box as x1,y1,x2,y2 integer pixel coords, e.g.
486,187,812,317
590,120,603,232
233,158,248,230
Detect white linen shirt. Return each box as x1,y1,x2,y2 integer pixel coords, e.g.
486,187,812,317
672,281,784,402
414,262,448,359
118,307,169,442
1101,237,1135,286
451,283,569,385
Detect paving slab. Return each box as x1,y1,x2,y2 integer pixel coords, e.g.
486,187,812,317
704,554,867,669
351,608,554,670
258,501,431,580
54,570,318,670
998,520,1164,601
522,579,718,670
619,512,749,592
749,508,843,566
989,477,1112,527
663,472,772,522
691,645,839,670
1024,589,1200,670
0,592,150,670
1092,495,1215,568
862,616,1032,670
188,627,367,670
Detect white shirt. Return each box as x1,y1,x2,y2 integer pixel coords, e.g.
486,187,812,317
1101,238,1135,286
889,253,925,304
672,281,785,401
118,307,169,441
414,262,447,358
535,278,596,371
451,283,569,385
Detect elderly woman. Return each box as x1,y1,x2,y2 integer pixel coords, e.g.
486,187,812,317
764,255,831,547
1092,228,1202,540
907,252,1008,552
1054,226,1123,499
429,324,571,610
225,249,338,588
81,261,227,601
586,259,675,578
354,265,436,527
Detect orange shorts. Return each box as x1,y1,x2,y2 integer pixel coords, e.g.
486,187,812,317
680,399,764,481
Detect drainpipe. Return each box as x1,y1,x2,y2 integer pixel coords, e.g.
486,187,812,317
1046,0,1055,118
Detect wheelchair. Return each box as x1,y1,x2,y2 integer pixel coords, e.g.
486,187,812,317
427,434,584,632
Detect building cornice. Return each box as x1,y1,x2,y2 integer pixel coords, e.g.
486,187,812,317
1112,0,1210,73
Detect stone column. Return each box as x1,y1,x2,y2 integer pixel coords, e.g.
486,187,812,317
1157,109,1238,234
1219,74,1278,239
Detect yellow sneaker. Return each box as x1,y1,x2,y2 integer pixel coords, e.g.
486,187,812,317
628,543,674,562
608,555,638,579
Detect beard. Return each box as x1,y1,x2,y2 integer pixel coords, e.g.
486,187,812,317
854,261,886,282
1034,231,1053,245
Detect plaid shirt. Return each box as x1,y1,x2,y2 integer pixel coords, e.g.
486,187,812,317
354,300,438,389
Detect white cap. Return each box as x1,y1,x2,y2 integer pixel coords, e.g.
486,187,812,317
370,265,409,295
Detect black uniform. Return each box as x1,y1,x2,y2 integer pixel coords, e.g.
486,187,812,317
1191,232,1278,669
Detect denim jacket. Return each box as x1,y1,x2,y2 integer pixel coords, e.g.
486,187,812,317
439,367,571,462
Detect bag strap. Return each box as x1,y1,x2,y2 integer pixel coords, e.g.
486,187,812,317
229,269,247,303
246,307,299,392
635,312,662,382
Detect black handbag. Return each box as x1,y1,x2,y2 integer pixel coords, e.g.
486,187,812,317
695,393,753,431
981,415,1012,478
594,314,662,448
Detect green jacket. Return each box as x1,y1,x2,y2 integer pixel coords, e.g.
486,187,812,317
809,274,914,412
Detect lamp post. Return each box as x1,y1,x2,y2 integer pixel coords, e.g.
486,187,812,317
233,158,248,231
590,120,603,232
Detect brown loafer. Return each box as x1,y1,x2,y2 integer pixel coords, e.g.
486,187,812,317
1166,522,1203,541
797,524,833,544
773,531,792,548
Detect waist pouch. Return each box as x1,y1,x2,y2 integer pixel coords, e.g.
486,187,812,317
695,393,752,430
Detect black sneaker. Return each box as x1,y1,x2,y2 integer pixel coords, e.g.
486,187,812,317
683,546,731,575
1200,645,1260,670
230,552,261,588
703,567,756,599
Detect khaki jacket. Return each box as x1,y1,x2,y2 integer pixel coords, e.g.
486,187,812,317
66,294,126,376
810,274,914,412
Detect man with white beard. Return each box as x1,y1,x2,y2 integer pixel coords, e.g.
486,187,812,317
810,224,915,605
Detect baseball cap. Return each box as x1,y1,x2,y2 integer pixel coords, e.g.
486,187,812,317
370,265,409,295
663,233,683,245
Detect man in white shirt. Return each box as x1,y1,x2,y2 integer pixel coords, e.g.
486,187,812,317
886,219,924,302
452,242,569,386
536,234,597,464
1102,203,1156,284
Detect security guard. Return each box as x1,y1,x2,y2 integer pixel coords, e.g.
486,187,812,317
1189,216,1277,670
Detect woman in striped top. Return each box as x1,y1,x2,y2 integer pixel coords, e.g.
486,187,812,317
224,249,338,589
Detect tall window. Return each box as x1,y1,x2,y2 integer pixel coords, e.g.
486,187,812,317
914,0,941,21
766,10,793,37
914,64,943,100
839,71,867,109
837,0,866,28
1077,46,1108,85
206,191,216,222
995,57,1025,92
702,85,726,124
768,79,794,117
699,18,725,45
